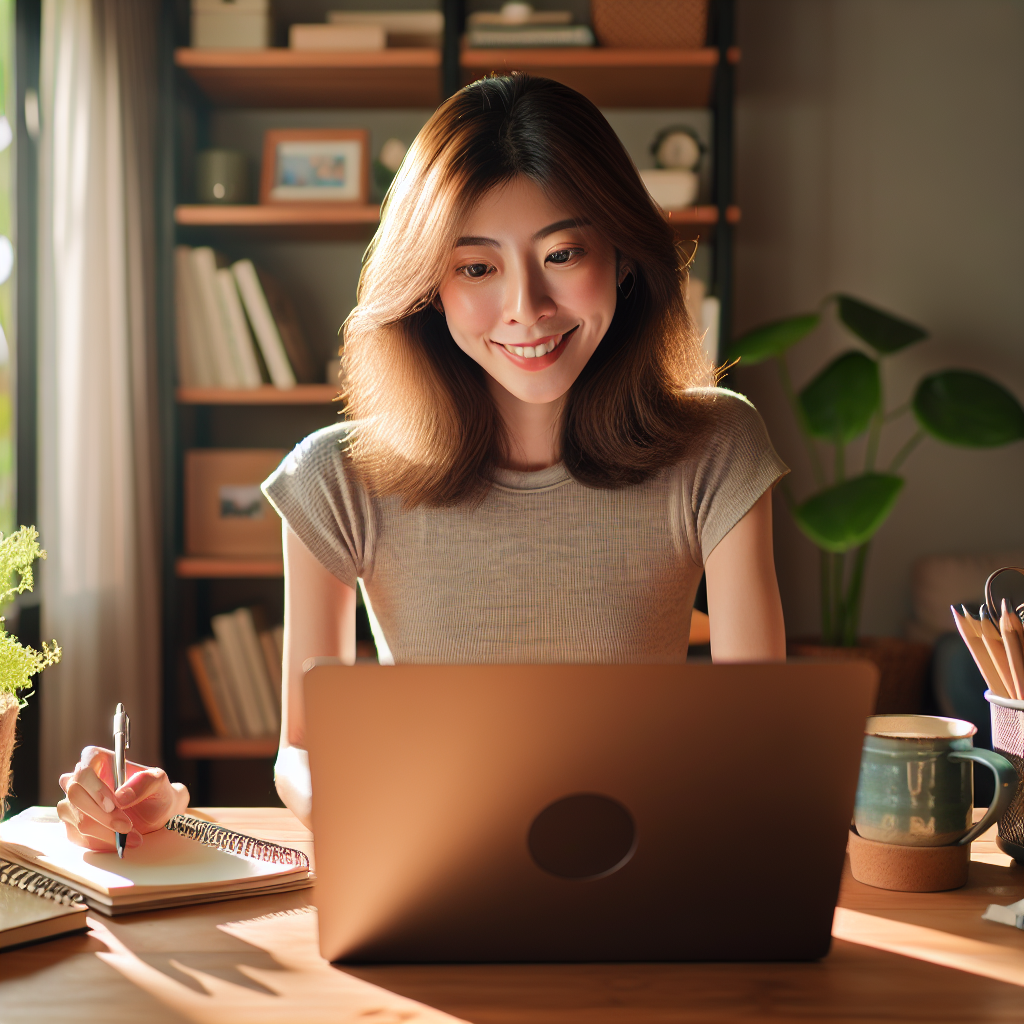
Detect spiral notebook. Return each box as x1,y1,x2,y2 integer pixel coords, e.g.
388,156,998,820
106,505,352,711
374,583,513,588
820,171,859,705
0,807,312,916
0,861,88,950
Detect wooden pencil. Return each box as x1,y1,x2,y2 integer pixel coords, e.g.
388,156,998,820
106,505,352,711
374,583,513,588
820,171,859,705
999,600,1024,701
977,610,1017,700
951,605,1011,699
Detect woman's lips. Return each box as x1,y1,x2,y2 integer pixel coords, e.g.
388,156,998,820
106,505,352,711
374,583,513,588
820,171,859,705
492,326,578,371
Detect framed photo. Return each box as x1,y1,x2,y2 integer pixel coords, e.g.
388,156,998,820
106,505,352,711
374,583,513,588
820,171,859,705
185,449,286,558
259,129,369,205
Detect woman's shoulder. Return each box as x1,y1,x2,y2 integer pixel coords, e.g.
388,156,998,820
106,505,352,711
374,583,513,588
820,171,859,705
263,420,364,503
681,386,772,450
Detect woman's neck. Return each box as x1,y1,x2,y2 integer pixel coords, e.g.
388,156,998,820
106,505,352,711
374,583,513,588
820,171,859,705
488,377,564,471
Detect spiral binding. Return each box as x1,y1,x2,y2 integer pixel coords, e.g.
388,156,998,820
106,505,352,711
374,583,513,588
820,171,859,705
0,857,86,907
165,814,310,870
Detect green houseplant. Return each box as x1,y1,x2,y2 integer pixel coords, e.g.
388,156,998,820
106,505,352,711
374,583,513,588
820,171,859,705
0,526,61,814
730,295,1024,647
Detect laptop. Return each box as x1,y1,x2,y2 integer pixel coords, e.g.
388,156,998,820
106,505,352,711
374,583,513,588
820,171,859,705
303,660,877,964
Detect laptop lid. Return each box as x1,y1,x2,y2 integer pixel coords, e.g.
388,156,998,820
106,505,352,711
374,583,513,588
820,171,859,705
304,661,877,963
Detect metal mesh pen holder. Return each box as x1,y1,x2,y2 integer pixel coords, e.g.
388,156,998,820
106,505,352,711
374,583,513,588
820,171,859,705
986,691,1024,863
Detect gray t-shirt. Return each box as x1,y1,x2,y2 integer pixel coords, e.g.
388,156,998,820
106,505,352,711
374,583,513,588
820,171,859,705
263,388,787,665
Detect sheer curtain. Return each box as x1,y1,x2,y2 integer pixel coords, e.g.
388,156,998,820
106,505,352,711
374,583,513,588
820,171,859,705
37,0,161,798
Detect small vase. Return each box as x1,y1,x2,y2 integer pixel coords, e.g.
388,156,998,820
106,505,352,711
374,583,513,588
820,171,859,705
0,692,18,815
787,636,932,714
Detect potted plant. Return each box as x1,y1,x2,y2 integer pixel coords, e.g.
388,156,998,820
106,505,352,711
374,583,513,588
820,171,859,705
729,296,1024,709
0,526,61,815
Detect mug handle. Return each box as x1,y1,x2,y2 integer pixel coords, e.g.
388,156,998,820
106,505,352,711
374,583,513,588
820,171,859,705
948,749,1019,846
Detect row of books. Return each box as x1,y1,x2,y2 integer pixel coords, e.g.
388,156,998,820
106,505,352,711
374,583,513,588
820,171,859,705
174,245,321,390
187,607,283,738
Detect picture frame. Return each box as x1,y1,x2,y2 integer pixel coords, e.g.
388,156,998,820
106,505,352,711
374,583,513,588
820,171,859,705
184,449,286,558
259,128,370,205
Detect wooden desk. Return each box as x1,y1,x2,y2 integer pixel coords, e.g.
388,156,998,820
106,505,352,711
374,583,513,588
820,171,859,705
1,808,1021,1023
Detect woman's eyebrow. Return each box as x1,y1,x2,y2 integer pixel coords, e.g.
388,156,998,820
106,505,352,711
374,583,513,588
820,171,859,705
532,218,589,241
454,236,499,248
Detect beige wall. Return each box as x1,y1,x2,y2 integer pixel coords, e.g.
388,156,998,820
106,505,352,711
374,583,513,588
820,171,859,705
733,0,1024,638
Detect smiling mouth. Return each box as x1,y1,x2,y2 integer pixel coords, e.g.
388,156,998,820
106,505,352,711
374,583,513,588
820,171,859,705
498,326,578,360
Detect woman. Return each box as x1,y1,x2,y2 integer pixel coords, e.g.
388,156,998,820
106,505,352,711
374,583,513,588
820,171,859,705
57,75,786,848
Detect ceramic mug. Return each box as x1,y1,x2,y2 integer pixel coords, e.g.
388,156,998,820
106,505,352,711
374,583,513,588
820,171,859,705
854,714,1017,847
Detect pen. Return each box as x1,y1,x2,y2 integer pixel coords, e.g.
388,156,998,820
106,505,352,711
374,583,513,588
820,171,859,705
113,702,130,859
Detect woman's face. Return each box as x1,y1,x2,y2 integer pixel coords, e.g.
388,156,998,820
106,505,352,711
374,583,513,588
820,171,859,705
437,177,623,406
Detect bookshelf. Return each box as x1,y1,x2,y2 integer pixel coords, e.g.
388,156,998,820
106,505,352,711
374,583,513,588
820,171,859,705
158,1,739,796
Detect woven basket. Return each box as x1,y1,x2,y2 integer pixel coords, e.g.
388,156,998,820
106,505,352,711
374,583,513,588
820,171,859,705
0,692,18,815
591,0,709,49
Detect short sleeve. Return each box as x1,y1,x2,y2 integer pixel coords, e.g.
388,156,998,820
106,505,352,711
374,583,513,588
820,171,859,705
677,388,789,565
261,423,375,588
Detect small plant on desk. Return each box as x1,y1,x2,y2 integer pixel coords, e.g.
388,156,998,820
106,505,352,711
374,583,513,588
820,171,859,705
0,526,62,812
730,296,1024,647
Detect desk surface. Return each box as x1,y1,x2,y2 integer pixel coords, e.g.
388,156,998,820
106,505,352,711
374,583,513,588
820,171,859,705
1,807,1021,1024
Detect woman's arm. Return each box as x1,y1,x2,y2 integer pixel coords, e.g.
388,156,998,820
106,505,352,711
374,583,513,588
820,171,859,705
276,523,357,828
704,489,786,662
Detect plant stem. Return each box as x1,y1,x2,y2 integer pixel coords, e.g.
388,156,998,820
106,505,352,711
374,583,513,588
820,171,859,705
864,366,885,472
888,430,924,474
832,551,845,645
834,441,845,482
776,354,827,488
884,401,911,422
842,544,871,645
820,549,832,643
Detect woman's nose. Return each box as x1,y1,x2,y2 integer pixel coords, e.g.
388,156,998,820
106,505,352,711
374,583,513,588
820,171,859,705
502,261,556,327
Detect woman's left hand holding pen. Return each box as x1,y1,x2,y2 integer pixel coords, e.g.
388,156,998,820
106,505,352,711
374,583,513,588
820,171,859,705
57,745,190,852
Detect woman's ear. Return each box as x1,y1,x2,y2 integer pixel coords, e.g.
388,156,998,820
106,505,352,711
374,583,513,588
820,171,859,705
432,294,445,315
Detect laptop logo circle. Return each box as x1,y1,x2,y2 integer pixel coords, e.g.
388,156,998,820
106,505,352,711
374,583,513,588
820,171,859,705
528,793,637,881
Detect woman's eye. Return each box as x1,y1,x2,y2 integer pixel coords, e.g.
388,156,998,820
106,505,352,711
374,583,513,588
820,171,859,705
458,263,491,279
546,247,584,265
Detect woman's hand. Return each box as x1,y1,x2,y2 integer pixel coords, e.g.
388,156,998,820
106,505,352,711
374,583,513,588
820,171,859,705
57,746,189,852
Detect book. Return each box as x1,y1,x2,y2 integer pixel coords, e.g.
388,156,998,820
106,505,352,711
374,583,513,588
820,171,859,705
256,269,321,384
174,245,216,387
0,807,310,916
232,259,297,389
186,642,230,737
210,611,269,737
190,246,242,387
466,24,594,48
326,9,444,47
289,23,386,51
202,637,245,736
259,625,283,702
215,267,264,389
232,607,281,735
0,860,88,950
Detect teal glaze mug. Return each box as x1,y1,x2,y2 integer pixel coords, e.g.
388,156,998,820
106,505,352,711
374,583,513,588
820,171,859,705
854,715,1018,847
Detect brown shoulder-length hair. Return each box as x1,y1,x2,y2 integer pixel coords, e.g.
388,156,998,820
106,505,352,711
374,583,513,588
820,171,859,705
342,73,715,507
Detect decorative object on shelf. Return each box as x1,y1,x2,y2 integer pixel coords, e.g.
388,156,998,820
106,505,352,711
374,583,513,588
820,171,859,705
260,128,369,205
196,148,249,204
289,23,386,52
640,126,704,210
191,0,270,50
730,295,1024,647
590,0,708,49
184,449,286,559
325,10,444,48
466,3,593,48
373,137,407,199
0,527,61,815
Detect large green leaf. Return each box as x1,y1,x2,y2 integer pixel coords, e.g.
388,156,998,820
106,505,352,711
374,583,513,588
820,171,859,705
728,314,819,366
913,371,1024,447
836,295,928,353
795,474,904,553
798,351,880,443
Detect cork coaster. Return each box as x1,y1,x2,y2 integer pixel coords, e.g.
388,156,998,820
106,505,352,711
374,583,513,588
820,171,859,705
848,827,970,892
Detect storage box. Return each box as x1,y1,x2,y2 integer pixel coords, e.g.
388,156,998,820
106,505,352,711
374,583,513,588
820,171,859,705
192,0,270,50
590,0,708,49
185,449,285,558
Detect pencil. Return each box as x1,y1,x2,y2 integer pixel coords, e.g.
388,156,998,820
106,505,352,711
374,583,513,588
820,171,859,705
999,599,1024,701
978,610,1017,700
951,605,1011,700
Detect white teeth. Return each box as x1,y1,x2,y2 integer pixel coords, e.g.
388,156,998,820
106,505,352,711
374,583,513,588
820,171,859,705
523,346,536,358
502,336,563,358
545,339,557,354
512,346,525,356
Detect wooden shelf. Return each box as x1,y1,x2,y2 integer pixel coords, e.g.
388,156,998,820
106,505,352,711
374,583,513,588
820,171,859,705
175,203,380,240
175,47,442,108
176,384,340,405
666,204,741,237
461,46,737,108
177,735,278,760
177,556,284,579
